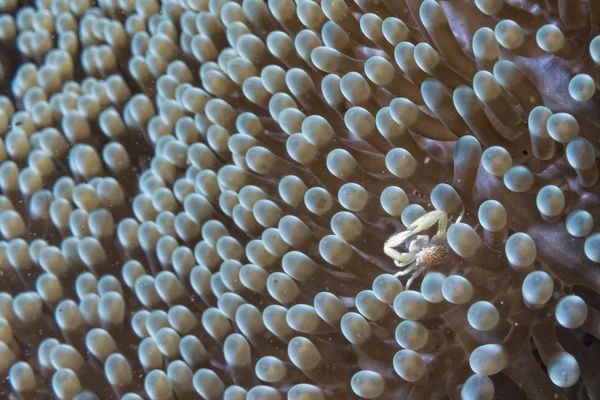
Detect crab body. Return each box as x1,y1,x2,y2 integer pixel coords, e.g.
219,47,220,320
416,243,449,268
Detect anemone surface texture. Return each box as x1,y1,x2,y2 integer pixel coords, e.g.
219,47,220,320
0,0,600,399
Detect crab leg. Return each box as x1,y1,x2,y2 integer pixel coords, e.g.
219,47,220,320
394,262,418,277
384,245,408,262
395,253,417,267
437,212,448,236
431,213,448,244
405,265,426,290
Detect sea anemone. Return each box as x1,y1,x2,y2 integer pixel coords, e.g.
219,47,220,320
0,0,599,399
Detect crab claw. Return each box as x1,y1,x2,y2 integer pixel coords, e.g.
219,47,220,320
384,245,414,263
384,244,405,261
384,230,414,249
395,253,416,268
408,210,445,233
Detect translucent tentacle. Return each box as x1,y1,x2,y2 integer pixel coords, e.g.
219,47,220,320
455,207,466,224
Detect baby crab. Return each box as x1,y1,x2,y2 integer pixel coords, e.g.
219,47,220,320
384,208,464,289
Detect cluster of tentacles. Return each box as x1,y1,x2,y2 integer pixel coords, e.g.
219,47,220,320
0,0,599,399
